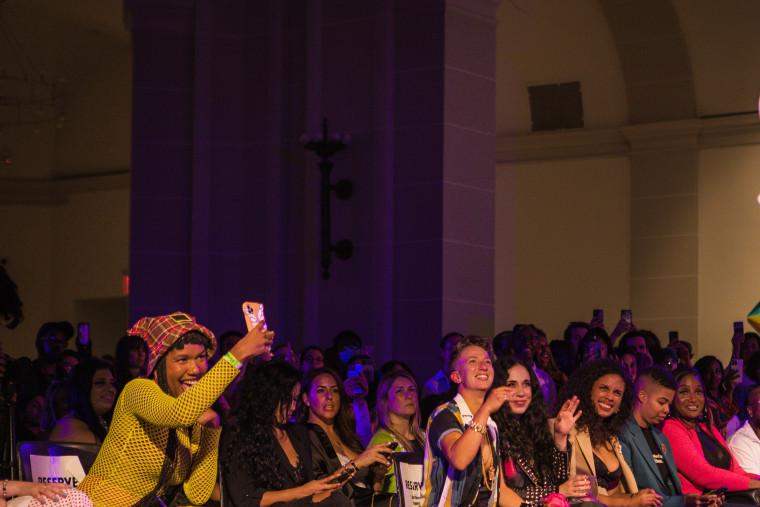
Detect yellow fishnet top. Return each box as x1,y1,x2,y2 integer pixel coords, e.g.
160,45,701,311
78,359,239,507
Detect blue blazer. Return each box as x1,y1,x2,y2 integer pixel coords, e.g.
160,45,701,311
620,417,684,507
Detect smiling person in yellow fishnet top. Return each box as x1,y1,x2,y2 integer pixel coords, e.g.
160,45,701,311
78,312,272,507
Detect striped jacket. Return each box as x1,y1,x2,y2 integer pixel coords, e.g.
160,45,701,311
421,394,500,507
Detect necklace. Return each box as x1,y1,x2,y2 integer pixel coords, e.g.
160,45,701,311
322,425,344,451
481,431,495,490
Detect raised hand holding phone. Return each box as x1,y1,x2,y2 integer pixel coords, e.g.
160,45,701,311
732,321,745,357
242,301,274,355
590,309,604,329
229,302,274,362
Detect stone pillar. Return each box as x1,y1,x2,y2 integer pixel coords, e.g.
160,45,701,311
125,0,501,381
623,120,700,344
393,0,499,378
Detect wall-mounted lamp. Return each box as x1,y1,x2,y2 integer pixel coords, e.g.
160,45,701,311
301,118,353,280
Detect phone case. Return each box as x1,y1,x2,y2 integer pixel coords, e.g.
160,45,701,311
242,302,267,332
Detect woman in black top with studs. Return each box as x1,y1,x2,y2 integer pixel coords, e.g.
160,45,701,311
492,357,587,505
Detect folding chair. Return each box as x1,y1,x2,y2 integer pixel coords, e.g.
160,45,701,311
16,441,101,488
392,452,424,507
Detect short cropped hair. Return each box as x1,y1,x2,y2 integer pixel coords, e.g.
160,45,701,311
448,335,493,373
636,366,677,392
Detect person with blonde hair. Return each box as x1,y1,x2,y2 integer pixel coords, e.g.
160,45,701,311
368,370,425,494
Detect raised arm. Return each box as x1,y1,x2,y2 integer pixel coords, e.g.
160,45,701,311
122,321,273,427
121,359,239,427
441,387,508,470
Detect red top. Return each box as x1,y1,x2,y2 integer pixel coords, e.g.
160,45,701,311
661,417,754,493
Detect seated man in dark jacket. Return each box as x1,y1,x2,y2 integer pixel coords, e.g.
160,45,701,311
620,367,721,507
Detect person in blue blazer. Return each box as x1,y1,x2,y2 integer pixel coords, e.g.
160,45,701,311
620,366,721,507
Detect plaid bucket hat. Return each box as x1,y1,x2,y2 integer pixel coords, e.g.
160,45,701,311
128,312,216,375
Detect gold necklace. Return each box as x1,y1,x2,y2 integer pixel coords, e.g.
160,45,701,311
324,425,344,451
481,432,495,490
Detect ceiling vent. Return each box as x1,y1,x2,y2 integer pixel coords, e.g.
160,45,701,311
528,81,584,132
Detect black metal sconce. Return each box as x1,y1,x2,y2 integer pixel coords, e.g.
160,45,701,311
301,118,353,280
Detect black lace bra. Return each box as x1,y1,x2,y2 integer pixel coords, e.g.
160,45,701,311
593,453,622,490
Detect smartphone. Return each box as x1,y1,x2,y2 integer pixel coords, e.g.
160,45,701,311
704,486,727,497
621,309,632,324
242,302,267,332
734,321,744,334
242,302,270,353
668,331,678,344
586,341,603,359
329,468,354,484
593,309,603,321
379,442,399,457
347,364,364,395
730,357,744,384
77,323,90,345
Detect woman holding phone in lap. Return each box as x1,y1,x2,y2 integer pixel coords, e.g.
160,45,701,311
220,361,351,506
297,367,395,506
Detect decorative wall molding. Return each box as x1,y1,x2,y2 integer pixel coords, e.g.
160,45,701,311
446,0,501,23
0,170,129,204
496,113,760,163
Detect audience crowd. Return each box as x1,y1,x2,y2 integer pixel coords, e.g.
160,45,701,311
0,311,757,507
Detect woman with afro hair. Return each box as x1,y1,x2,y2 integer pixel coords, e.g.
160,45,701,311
557,359,662,506
220,360,352,507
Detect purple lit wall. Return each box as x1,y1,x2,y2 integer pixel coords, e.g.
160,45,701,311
127,0,499,382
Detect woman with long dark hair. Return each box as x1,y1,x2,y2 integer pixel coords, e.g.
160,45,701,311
220,361,350,506
492,357,586,504
297,367,394,506
78,312,273,507
48,358,115,444
661,366,760,494
367,369,425,494
557,359,662,506
694,356,739,433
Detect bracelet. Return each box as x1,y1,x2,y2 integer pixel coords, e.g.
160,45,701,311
467,420,487,435
3,478,7,498
223,351,242,370
341,462,357,479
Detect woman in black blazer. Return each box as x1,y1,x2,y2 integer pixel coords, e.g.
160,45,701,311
220,361,351,507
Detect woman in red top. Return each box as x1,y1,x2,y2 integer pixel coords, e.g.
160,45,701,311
661,366,760,494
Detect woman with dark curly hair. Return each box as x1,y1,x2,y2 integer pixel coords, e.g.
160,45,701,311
48,358,116,444
492,357,587,504
220,361,351,506
557,359,662,506
297,367,394,506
